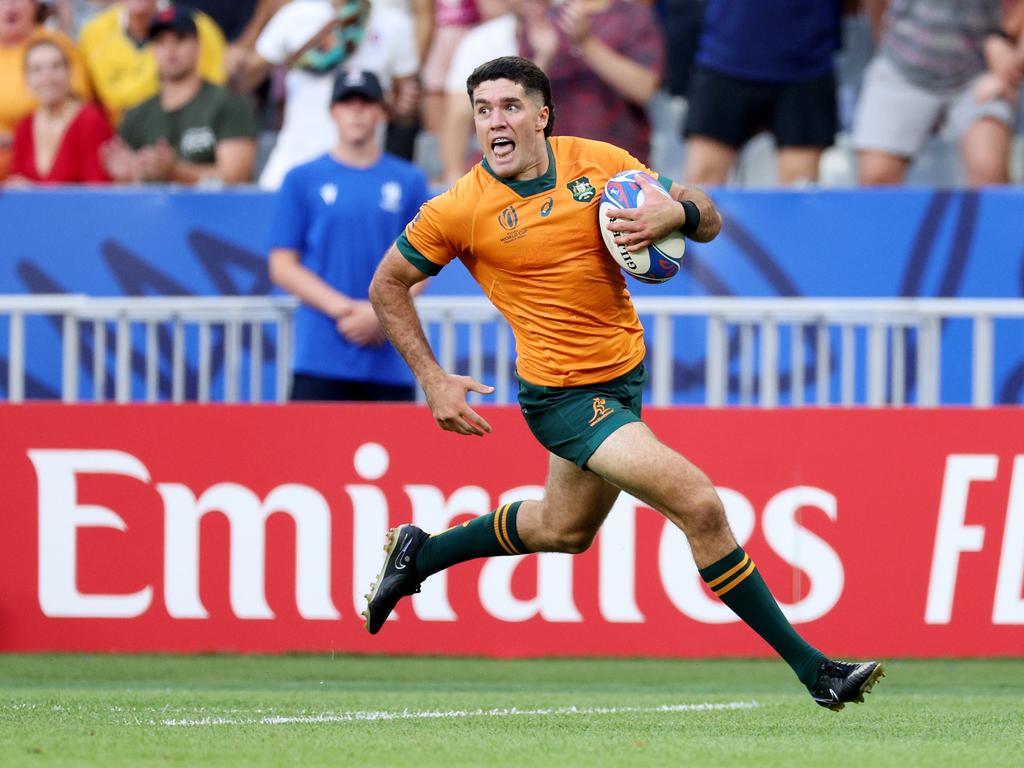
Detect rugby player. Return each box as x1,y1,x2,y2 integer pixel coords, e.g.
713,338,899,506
364,56,884,711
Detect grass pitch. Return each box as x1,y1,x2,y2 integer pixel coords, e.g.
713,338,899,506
1,655,1022,767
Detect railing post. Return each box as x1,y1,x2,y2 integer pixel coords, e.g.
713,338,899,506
9,312,25,403
759,317,778,407
867,321,886,406
739,323,755,405
145,320,158,403
468,322,483,404
790,323,804,406
275,310,292,404
440,311,456,373
891,324,906,406
62,313,78,403
250,322,263,403
93,320,107,402
705,315,725,407
225,319,241,403
198,321,211,403
815,320,830,406
972,314,993,408
918,317,942,406
652,312,673,407
172,316,185,403
115,313,130,403
840,324,855,406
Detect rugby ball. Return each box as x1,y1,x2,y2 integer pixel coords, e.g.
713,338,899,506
598,170,686,284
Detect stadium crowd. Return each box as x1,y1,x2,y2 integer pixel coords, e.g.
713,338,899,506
1,0,1023,188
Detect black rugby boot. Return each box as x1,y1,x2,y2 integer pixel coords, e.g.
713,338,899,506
808,659,886,711
362,524,429,635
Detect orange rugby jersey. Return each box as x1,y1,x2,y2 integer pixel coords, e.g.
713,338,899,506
397,136,672,387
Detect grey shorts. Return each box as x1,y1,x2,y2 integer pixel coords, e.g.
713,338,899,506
851,55,1015,157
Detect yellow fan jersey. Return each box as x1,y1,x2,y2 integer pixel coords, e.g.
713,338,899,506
78,5,227,123
398,136,671,387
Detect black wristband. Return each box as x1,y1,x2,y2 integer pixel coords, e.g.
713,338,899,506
679,200,701,236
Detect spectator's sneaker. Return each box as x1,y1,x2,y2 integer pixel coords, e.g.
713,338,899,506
808,659,885,711
362,525,428,635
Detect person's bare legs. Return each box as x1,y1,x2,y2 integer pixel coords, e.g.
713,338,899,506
684,135,738,186
585,422,735,566
777,146,823,185
857,149,910,185
961,117,1011,185
515,452,622,554
584,421,828,688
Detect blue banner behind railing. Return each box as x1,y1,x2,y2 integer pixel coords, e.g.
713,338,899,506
1,187,1022,402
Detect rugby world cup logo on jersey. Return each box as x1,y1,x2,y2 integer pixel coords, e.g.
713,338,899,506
498,205,518,231
498,205,528,243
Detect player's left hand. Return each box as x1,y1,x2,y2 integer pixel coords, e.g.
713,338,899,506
337,301,387,346
604,175,684,253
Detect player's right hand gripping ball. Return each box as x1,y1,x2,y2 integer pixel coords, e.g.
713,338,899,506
598,170,686,284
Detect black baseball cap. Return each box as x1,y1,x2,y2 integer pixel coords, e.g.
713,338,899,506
148,6,199,41
331,69,384,104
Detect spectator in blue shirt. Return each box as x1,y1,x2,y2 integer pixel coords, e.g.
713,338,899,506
268,69,430,401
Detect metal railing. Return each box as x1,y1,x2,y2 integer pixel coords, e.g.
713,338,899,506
3,294,1023,406
416,296,1024,408
1,295,296,404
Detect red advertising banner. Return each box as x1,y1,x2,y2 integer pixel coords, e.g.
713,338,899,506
1,404,1022,658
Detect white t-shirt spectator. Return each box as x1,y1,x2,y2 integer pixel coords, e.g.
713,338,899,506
256,0,419,190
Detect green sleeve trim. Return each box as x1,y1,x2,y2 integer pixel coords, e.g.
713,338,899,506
396,232,443,276
658,175,674,193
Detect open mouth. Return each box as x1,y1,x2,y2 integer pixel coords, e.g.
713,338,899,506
491,137,515,160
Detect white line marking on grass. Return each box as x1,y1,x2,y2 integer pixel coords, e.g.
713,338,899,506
158,700,760,727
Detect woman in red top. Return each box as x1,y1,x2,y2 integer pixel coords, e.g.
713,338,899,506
9,38,112,184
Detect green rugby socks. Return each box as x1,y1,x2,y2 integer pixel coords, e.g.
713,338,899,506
414,501,529,578
700,546,825,686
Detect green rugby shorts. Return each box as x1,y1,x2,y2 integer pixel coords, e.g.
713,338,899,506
517,363,647,469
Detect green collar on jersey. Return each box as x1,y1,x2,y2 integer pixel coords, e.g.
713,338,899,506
481,140,557,197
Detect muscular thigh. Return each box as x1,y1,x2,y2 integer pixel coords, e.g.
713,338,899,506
586,421,715,519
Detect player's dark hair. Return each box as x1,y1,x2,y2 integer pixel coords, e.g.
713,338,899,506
466,56,555,137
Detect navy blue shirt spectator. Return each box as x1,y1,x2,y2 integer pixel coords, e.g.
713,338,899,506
696,0,841,83
684,0,844,186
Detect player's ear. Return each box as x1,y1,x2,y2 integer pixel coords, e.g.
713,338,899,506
536,105,549,133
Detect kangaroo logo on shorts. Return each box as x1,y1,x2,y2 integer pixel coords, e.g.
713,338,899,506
589,397,614,427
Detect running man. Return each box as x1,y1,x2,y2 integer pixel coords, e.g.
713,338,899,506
364,56,884,711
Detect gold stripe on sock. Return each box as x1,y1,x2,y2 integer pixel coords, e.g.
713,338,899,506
704,553,750,590
493,504,516,555
500,504,519,555
713,559,757,597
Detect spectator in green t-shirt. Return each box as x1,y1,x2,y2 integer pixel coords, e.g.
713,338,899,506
103,6,257,185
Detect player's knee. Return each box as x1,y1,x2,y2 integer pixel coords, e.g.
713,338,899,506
684,485,728,539
548,526,598,555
